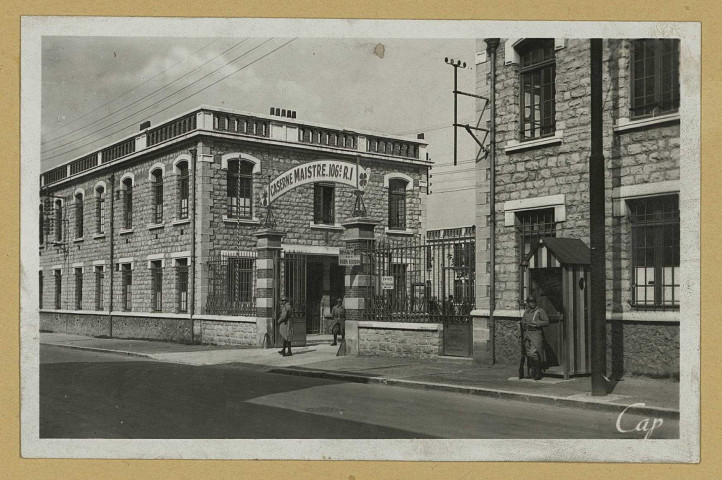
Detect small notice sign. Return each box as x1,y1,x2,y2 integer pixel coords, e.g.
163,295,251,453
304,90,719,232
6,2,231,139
381,276,395,290
338,248,361,266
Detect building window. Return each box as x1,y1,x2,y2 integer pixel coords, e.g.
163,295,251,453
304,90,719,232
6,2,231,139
313,184,335,224
54,199,63,242
74,193,84,239
121,263,132,311
39,271,43,309
74,267,83,310
151,169,164,224
516,208,556,300
122,178,133,229
177,162,189,220
388,179,407,230
630,39,680,119
96,186,105,234
176,259,189,313
95,266,105,311
629,195,679,309
150,260,163,312
39,204,44,245
518,39,556,140
227,160,253,219
54,269,62,309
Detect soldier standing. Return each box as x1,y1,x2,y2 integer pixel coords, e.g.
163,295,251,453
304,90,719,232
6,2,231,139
277,297,293,357
330,297,346,346
521,295,550,380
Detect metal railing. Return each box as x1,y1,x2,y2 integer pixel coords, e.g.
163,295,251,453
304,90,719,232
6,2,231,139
206,251,257,316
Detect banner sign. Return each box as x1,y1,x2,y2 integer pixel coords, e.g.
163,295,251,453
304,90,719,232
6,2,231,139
381,276,395,290
338,248,361,266
259,160,370,207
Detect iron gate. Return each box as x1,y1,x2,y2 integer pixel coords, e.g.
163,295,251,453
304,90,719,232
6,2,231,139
206,251,257,316
282,253,307,347
363,229,475,356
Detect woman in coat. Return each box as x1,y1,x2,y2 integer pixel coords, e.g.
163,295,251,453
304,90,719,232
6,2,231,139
521,295,549,380
277,297,293,357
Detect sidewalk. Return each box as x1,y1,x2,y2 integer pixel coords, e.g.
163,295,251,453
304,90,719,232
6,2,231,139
40,332,679,418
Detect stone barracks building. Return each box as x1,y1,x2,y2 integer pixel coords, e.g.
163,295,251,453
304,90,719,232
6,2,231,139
473,38,684,378
39,105,429,347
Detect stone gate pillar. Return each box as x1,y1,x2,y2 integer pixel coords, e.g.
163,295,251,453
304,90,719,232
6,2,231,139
254,228,285,348
341,217,379,356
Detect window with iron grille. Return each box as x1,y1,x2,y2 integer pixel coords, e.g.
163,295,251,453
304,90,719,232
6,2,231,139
516,208,556,300
96,186,105,234
74,193,84,238
227,160,253,219
122,178,133,229
150,260,163,312
54,200,63,242
54,270,62,309
628,195,679,309
177,162,189,219
388,179,407,230
518,39,556,140
151,169,164,224
95,266,105,311
630,39,680,119
121,263,132,311
39,271,43,309
313,184,335,224
176,259,189,313
74,267,83,310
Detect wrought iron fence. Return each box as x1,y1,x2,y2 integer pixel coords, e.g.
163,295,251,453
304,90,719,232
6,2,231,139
206,251,257,316
363,233,475,323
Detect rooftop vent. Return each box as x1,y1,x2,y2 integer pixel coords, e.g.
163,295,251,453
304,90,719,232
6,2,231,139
270,107,297,119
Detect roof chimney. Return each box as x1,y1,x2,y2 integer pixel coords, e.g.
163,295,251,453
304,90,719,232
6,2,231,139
140,121,151,131
417,133,425,140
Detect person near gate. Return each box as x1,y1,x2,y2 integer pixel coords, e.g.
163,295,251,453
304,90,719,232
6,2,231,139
520,295,550,380
330,297,346,346
277,296,294,357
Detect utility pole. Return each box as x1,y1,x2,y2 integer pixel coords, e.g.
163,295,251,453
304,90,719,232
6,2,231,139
444,57,466,166
589,38,607,396
485,38,499,366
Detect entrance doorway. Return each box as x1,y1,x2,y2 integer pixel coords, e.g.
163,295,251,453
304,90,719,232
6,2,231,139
306,261,324,334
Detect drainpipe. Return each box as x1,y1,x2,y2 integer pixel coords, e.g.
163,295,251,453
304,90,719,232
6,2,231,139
108,173,115,337
189,147,198,343
485,38,499,364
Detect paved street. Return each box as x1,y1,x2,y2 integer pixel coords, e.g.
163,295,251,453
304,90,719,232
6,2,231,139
40,345,678,439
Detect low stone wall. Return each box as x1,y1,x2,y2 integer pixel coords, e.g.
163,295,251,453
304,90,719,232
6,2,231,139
488,314,680,378
109,314,193,343
358,322,443,358
200,318,258,346
40,311,111,337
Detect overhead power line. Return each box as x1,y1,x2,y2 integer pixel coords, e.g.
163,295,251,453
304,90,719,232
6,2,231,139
392,116,476,137
42,38,296,163
42,38,253,149
43,38,220,138
428,185,477,194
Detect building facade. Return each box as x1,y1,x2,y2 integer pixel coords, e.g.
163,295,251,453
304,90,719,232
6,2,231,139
39,106,429,346
473,38,681,377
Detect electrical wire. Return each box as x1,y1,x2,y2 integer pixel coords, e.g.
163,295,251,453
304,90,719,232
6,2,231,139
392,116,477,137
428,185,477,194
42,38,296,163
42,38,255,150
43,38,221,138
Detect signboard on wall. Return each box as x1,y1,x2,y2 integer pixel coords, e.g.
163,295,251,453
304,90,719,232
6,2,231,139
258,159,371,206
381,276,395,290
338,248,361,266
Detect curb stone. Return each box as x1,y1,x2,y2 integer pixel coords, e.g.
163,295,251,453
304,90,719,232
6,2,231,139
42,342,158,359
268,367,680,420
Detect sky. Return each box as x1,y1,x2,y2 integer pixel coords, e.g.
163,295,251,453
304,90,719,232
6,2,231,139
41,36,479,229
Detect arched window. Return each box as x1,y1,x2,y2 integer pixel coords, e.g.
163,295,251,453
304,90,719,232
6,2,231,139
517,39,556,140
95,186,105,234
227,160,253,219
122,177,133,229
177,161,189,220
151,169,164,224
74,192,84,239
388,179,407,230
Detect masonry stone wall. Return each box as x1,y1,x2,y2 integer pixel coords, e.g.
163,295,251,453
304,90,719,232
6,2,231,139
474,38,681,376
40,312,111,337
200,320,257,346
358,326,443,358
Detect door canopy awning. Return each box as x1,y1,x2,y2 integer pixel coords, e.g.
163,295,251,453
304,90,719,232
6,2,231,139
521,237,590,267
